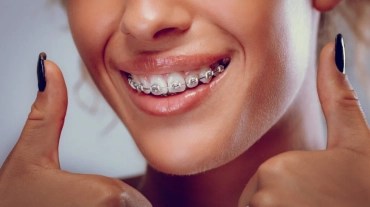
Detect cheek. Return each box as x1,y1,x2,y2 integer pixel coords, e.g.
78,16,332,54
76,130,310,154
196,0,312,90
202,0,314,143
67,0,124,86
66,0,315,175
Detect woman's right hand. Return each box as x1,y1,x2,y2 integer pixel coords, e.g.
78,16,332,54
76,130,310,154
0,57,152,207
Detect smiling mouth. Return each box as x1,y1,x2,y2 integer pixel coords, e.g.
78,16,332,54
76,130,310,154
124,58,231,96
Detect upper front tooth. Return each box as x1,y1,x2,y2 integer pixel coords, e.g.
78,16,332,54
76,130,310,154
150,75,168,95
199,67,213,83
167,72,186,93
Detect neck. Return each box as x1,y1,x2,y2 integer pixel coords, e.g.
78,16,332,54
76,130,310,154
139,60,326,207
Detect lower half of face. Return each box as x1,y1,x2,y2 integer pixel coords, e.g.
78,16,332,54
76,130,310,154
67,0,317,175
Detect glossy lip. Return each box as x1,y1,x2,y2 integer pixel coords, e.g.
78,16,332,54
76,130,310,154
115,54,230,75
123,68,228,116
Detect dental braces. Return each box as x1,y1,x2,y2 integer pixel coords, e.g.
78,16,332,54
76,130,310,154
127,59,230,96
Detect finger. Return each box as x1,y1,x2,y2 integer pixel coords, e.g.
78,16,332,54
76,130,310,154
8,53,68,168
47,173,153,207
317,34,370,150
119,181,153,207
238,173,258,207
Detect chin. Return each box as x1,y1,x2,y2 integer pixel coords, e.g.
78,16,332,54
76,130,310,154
130,118,250,175
142,144,233,176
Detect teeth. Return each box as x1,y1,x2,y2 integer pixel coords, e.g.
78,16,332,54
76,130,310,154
140,77,151,94
199,67,213,84
127,58,230,96
213,65,225,76
129,74,140,90
186,73,199,88
222,58,231,66
150,75,168,96
168,72,186,93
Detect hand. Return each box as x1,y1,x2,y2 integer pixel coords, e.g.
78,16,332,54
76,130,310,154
239,40,370,206
0,54,152,207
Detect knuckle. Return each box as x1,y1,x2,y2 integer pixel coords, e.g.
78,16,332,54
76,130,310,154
258,154,293,177
250,190,279,207
28,100,65,126
110,179,152,207
25,104,49,131
94,184,123,207
87,177,129,207
28,102,46,121
322,88,361,112
336,89,360,111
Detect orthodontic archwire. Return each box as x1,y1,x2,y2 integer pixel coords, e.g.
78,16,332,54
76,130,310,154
128,61,228,95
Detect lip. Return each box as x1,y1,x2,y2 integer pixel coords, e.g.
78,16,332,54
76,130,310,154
116,54,230,75
114,53,231,116
123,69,228,116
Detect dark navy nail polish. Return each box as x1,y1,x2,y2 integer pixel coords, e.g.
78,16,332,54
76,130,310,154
335,34,346,74
37,52,47,92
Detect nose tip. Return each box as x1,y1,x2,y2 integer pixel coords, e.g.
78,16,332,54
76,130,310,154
120,1,191,41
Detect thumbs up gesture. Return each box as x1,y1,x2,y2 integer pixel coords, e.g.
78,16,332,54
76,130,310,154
239,35,370,207
0,53,152,207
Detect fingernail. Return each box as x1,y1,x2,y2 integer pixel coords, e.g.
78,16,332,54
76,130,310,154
37,52,47,92
335,34,346,74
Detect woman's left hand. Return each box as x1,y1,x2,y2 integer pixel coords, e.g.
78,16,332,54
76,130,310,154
239,42,370,207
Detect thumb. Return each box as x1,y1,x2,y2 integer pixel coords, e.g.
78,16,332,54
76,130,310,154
317,34,369,150
10,53,68,169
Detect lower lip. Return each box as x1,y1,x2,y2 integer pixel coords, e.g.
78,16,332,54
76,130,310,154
123,71,228,116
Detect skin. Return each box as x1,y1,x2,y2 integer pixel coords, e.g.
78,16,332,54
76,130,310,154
0,0,369,206
67,0,321,174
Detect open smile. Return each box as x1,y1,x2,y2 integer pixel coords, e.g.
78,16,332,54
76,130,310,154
125,58,230,96
116,54,232,116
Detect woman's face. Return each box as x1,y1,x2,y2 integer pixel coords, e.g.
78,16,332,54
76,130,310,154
66,0,317,175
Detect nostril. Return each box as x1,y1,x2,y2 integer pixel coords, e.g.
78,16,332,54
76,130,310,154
153,27,180,39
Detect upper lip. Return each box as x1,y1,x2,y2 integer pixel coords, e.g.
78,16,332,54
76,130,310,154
114,54,230,75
